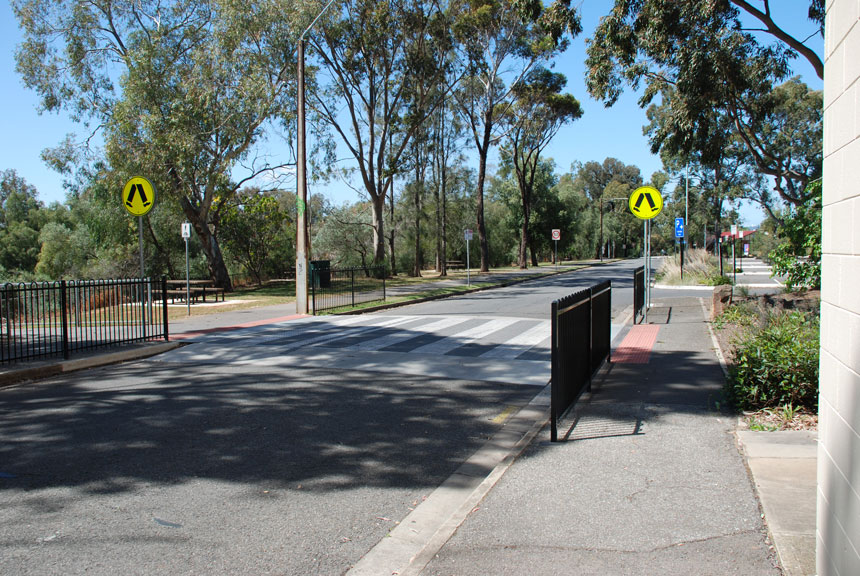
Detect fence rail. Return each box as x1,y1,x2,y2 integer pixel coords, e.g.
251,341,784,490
310,266,386,314
1,277,168,365
633,266,645,324
550,280,611,441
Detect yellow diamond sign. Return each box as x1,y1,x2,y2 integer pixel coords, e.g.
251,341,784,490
628,186,663,220
122,177,157,217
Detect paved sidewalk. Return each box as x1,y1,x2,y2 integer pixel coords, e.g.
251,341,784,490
395,296,812,575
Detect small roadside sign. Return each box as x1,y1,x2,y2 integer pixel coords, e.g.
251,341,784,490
181,222,191,239
674,218,685,238
628,186,663,220
731,224,738,237
464,229,473,241
122,177,157,217
551,229,561,241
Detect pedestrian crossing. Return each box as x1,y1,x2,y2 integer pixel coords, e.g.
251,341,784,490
275,314,551,360
160,314,553,385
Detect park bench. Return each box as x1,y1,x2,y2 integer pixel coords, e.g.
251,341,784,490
164,280,226,303
446,260,465,270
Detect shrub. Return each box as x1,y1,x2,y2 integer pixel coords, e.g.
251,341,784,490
726,310,819,411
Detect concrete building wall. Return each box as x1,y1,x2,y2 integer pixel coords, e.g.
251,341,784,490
819,1,860,574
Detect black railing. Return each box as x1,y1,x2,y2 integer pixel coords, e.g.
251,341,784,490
633,266,645,324
310,266,386,314
550,280,612,442
1,277,169,365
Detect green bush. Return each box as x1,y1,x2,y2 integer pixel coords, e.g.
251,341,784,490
726,311,819,411
703,274,732,286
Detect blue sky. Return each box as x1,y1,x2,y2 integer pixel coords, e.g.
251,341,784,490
1,0,822,226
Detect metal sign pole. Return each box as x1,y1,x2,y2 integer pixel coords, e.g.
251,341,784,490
644,220,648,323
185,236,190,316
138,216,145,279
554,239,558,270
466,237,471,286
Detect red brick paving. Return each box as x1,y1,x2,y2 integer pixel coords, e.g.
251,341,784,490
612,324,660,364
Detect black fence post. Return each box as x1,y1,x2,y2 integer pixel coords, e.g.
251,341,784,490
311,269,316,315
162,276,169,341
351,268,355,308
60,280,70,360
550,299,559,442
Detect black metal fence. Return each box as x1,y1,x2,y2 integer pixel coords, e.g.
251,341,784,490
1,277,169,365
550,280,611,442
633,266,645,324
310,266,386,314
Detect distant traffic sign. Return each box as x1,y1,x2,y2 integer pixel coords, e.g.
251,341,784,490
674,217,685,238
464,229,473,241
551,229,561,241
628,186,663,220
122,177,157,217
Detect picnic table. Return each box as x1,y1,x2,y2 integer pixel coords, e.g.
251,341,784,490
164,280,226,303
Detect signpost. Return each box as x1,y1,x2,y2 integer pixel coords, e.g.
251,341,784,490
464,229,473,286
181,222,192,315
731,225,738,285
629,186,663,323
675,217,685,280
122,177,157,279
551,229,560,269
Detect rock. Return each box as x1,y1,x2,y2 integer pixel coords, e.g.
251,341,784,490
712,285,733,320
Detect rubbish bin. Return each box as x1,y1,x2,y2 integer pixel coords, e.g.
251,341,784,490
310,260,331,288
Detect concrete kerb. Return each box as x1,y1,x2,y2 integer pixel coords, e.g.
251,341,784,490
0,341,182,388
347,333,623,576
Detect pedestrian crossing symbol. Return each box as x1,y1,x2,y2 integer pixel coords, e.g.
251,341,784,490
122,177,157,217
628,185,663,220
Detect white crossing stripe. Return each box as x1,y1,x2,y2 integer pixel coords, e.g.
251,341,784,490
479,321,549,359
277,315,419,351
348,316,469,351
410,318,520,355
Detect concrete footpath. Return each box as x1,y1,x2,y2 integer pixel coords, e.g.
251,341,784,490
388,297,816,576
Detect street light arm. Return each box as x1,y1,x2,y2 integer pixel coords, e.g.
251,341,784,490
301,0,337,42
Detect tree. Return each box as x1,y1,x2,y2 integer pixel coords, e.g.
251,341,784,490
0,170,46,276
220,189,295,285
586,1,822,207
308,0,451,270
452,0,581,271
14,0,299,289
768,180,821,290
571,159,643,259
500,67,581,268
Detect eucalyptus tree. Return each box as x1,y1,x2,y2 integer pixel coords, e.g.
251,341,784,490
13,0,300,289
498,67,581,268
451,0,580,271
307,0,453,270
0,170,46,276
571,159,643,259
586,1,822,209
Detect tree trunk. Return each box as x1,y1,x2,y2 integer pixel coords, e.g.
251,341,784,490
518,203,530,269
388,186,397,276
371,193,386,271
413,180,423,277
475,116,492,272
180,198,232,290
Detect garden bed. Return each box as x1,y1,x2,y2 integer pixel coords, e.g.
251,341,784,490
713,289,820,430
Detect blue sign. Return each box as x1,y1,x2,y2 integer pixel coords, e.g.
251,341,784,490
674,217,685,238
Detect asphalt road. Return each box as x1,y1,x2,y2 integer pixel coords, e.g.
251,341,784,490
0,258,647,575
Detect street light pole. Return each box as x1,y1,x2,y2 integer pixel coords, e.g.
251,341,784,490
295,0,336,315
